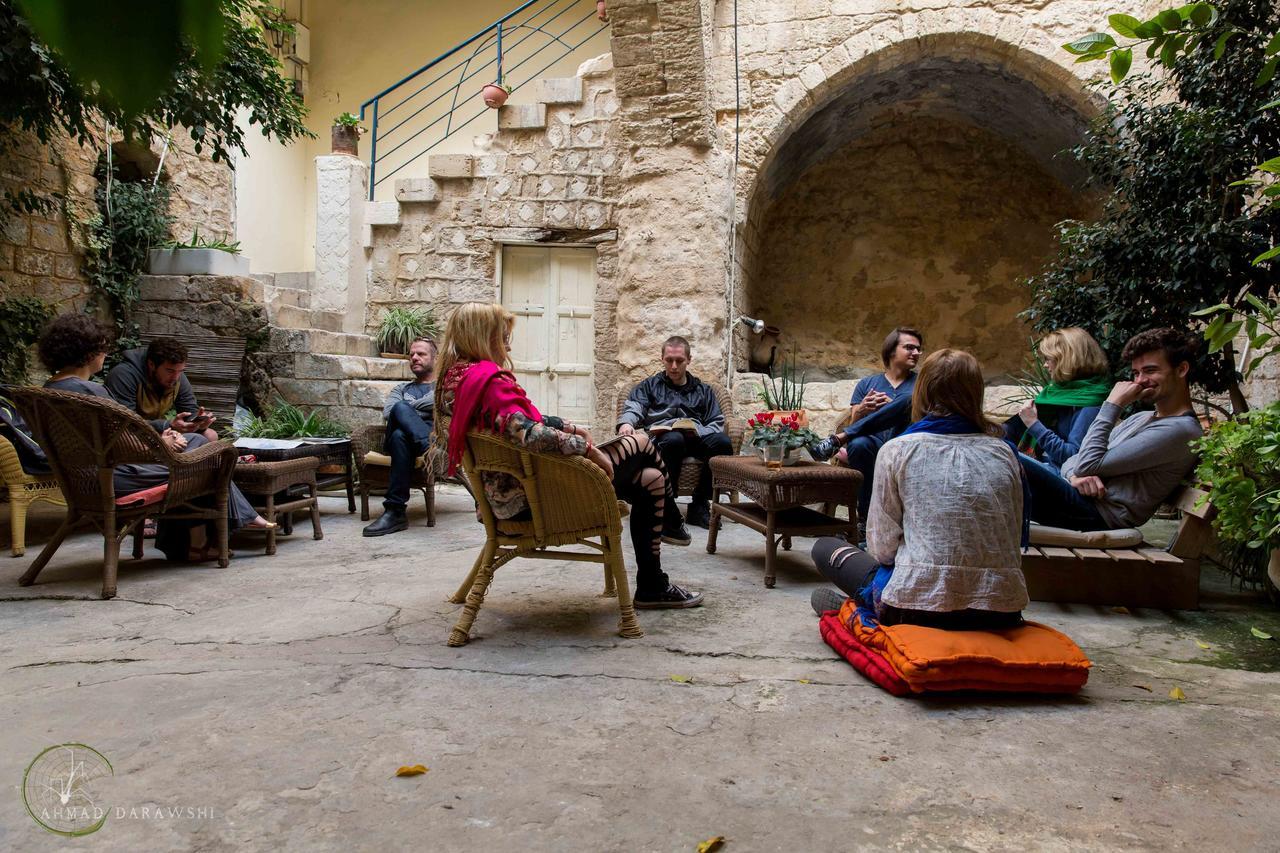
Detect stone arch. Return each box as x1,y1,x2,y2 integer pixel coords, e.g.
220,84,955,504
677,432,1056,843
733,20,1107,379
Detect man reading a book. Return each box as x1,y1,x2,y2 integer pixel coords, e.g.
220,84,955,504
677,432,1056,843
617,335,731,545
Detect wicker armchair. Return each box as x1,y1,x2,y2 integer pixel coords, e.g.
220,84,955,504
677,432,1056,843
614,380,743,496
446,430,643,646
352,423,441,525
6,387,238,599
1,432,65,557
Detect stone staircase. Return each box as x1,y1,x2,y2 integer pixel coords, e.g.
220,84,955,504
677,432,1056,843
254,271,412,427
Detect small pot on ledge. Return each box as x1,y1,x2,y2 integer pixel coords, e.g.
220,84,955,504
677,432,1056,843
482,82,511,109
331,124,360,157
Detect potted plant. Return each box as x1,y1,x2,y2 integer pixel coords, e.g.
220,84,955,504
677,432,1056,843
148,226,250,276
481,80,513,109
746,410,820,466
376,305,439,359
233,399,349,440
332,112,365,156
757,346,809,427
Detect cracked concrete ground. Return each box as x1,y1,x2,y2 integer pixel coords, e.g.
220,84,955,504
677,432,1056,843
1,487,1279,851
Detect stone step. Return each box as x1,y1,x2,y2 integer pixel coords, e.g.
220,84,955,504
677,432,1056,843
498,103,547,131
269,377,403,414
267,327,379,358
271,304,345,333
264,284,311,311
538,76,584,105
273,271,314,291
286,353,414,382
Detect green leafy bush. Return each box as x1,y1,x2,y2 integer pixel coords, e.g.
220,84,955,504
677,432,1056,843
232,398,349,439
1194,402,1280,582
375,306,438,356
162,226,241,254
0,296,54,383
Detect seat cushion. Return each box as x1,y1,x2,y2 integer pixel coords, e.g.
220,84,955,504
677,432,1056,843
830,600,1091,694
1029,523,1143,549
115,483,169,508
819,611,911,696
363,451,425,469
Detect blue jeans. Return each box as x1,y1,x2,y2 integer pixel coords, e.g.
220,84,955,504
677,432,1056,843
1018,455,1110,531
383,401,433,511
840,394,911,522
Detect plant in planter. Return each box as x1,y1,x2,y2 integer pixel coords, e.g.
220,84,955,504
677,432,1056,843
481,80,513,109
231,398,349,439
1193,404,1280,592
332,112,366,156
148,225,250,276
376,306,439,358
745,410,820,465
756,346,809,426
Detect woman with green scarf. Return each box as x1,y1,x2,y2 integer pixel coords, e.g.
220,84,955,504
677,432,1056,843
1005,328,1111,469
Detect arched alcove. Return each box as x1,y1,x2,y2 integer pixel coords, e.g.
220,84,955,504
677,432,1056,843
740,40,1101,379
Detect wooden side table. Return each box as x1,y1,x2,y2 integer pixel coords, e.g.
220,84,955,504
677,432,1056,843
706,455,862,587
232,457,323,555
237,439,356,513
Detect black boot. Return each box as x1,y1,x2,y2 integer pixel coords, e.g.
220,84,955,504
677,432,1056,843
661,514,692,546
363,507,408,537
685,500,712,529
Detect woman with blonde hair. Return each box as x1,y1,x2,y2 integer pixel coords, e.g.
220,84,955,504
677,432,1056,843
810,349,1027,630
436,303,703,609
1006,327,1111,468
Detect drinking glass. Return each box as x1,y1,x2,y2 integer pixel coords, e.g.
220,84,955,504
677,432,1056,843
765,443,784,469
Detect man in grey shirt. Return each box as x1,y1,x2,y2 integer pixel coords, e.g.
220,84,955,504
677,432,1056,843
1019,328,1203,530
362,337,436,537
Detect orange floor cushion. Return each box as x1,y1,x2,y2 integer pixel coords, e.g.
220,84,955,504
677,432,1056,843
837,600,1091,694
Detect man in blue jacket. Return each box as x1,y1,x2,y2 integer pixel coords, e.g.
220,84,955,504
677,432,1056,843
616,336,731,545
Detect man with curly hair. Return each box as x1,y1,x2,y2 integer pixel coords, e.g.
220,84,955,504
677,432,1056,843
1018,327,1203,531
106,336,218,442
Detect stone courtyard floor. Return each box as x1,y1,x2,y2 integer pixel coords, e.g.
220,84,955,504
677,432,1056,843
1,488,1279,851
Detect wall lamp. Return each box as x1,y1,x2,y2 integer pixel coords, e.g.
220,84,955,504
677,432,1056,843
738,315,766,335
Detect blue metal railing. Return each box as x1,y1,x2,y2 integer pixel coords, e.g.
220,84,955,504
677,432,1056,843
359,0,609,201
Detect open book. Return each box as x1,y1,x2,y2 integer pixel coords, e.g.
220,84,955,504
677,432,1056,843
646,418,698,435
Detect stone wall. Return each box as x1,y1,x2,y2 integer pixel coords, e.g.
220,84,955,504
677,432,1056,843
751,115,1096,378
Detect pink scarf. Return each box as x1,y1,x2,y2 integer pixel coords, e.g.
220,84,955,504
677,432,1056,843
446,360,542,474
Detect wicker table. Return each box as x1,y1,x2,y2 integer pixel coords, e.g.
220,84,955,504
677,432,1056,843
236,439,356,513
706,455,863,588
232,457,323,555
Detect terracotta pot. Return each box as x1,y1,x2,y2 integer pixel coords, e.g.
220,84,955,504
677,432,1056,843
596,0,609,22
482,83,510,109
748,325,781,373
331,125,360,156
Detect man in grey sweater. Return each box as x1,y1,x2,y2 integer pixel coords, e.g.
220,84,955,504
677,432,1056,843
1019,328,1203,530
362,337,436,537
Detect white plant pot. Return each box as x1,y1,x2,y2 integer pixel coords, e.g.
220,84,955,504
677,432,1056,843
148,248,251,276
1269,549,1280,590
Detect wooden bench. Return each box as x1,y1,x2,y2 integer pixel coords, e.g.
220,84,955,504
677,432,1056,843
1020,486,1213,610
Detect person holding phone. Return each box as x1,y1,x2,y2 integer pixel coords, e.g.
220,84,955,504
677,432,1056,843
105,336,219,442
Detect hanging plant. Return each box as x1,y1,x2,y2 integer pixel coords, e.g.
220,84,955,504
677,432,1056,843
482,81,512,109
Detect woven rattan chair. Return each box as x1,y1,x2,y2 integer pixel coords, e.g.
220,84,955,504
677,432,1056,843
352,423,442,525
7,387,238,599
614,380,743,496
446,429,642,646
1,432,66,557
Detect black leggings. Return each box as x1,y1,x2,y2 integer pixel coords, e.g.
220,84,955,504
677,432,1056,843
810,538,1023,630
601,433,670,595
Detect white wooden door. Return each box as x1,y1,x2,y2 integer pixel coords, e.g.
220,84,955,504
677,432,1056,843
501,246,596,428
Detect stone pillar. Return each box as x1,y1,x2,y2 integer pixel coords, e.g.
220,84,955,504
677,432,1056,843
314,155,369,334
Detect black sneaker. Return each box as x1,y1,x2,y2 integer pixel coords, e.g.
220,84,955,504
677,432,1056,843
811,587,849,616
661,519,692,546
685,500,712,529
362,508,408,537
809,435,841,462
634,583,704,609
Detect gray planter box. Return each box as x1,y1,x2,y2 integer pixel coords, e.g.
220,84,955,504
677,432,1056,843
148,248,251,277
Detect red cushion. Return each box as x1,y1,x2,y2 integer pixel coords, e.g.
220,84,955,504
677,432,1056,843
114,483,169,508
819,611,911,696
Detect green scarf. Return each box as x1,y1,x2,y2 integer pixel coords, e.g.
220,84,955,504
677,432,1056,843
1034,375,1111,408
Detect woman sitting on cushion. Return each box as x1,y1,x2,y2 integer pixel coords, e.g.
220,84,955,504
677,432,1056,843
37,312,273,561
1005,327,1110,469
435,302,702,610
810,349,1027,630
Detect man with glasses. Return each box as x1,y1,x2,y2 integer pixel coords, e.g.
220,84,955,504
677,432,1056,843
809,326,924,537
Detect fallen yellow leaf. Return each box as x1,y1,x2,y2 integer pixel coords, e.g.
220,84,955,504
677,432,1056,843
395,764,429,777
697,836,726,853
1195,640,1211,650
670,675,692,684
797,678,811,684
1169,686,1186,701
1251,627,1274,640
1111,606,1131,615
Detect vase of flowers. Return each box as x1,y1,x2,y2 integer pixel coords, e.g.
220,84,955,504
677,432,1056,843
746,411,819,466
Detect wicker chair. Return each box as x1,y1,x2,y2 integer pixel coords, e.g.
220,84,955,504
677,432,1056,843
446,429,642,646
614,380,744,496
6,387,238,599
1,432,66,557
351,423,444,525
